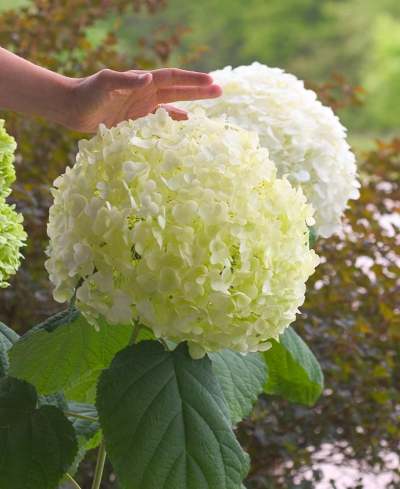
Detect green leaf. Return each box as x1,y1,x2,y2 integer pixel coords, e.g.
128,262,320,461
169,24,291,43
263,326,324,406
0,322,19,377
33,307,80,333
0,376,78,489
97,341,250,489
9,310,132,402
209,350,266,424
0,321,19,344
137,324,156,342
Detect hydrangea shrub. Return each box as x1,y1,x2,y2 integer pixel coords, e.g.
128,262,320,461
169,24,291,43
179,63,360,238
2,87,336,489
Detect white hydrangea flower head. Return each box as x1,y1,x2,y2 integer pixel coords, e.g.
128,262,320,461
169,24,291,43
178,62,360,238
46,109,319,358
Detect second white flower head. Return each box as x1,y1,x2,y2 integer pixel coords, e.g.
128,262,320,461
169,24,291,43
179,62,360,238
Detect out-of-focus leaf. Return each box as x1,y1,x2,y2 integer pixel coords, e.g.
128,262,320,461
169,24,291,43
263,327,324,406
0,376,78,489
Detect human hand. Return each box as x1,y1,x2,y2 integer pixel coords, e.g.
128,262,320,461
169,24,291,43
66,68,221,133
0,49,221,132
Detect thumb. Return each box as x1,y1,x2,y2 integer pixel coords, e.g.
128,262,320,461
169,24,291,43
100,69,153,90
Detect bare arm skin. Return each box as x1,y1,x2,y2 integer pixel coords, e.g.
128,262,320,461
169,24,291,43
0,47,221,133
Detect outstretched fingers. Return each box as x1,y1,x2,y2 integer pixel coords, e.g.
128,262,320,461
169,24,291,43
151,68,213,87
157,84,222,104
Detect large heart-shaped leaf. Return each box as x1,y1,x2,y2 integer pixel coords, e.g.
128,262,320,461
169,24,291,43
9,309,132,402
263,326,324,406
97,341,249,489
0,322,19,376
209,350,266,424
0,376,77,489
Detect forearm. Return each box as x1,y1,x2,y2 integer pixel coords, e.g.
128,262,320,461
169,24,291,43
0,47,74,125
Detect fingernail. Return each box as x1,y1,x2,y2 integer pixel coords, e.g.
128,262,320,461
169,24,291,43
211,84,223,95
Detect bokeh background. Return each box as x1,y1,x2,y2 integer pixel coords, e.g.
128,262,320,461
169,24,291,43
0,1,399,488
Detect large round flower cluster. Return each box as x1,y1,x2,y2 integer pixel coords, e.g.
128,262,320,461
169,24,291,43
178,62,360,238
46,109,319,357
0,120,26,287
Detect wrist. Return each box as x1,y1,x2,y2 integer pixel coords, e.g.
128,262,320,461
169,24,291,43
52,75,81,130
0,48,81,129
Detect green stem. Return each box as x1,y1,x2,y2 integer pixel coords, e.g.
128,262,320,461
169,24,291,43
64,411,98,423
66,473,82,489
91,440,107,489
69,278,83,311
129,321,141,345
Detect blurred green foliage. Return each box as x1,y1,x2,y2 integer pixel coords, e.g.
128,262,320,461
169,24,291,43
3,0,399,133
362,14,400,131
0,0,29,10
0,1,399,488
115,0,400,133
